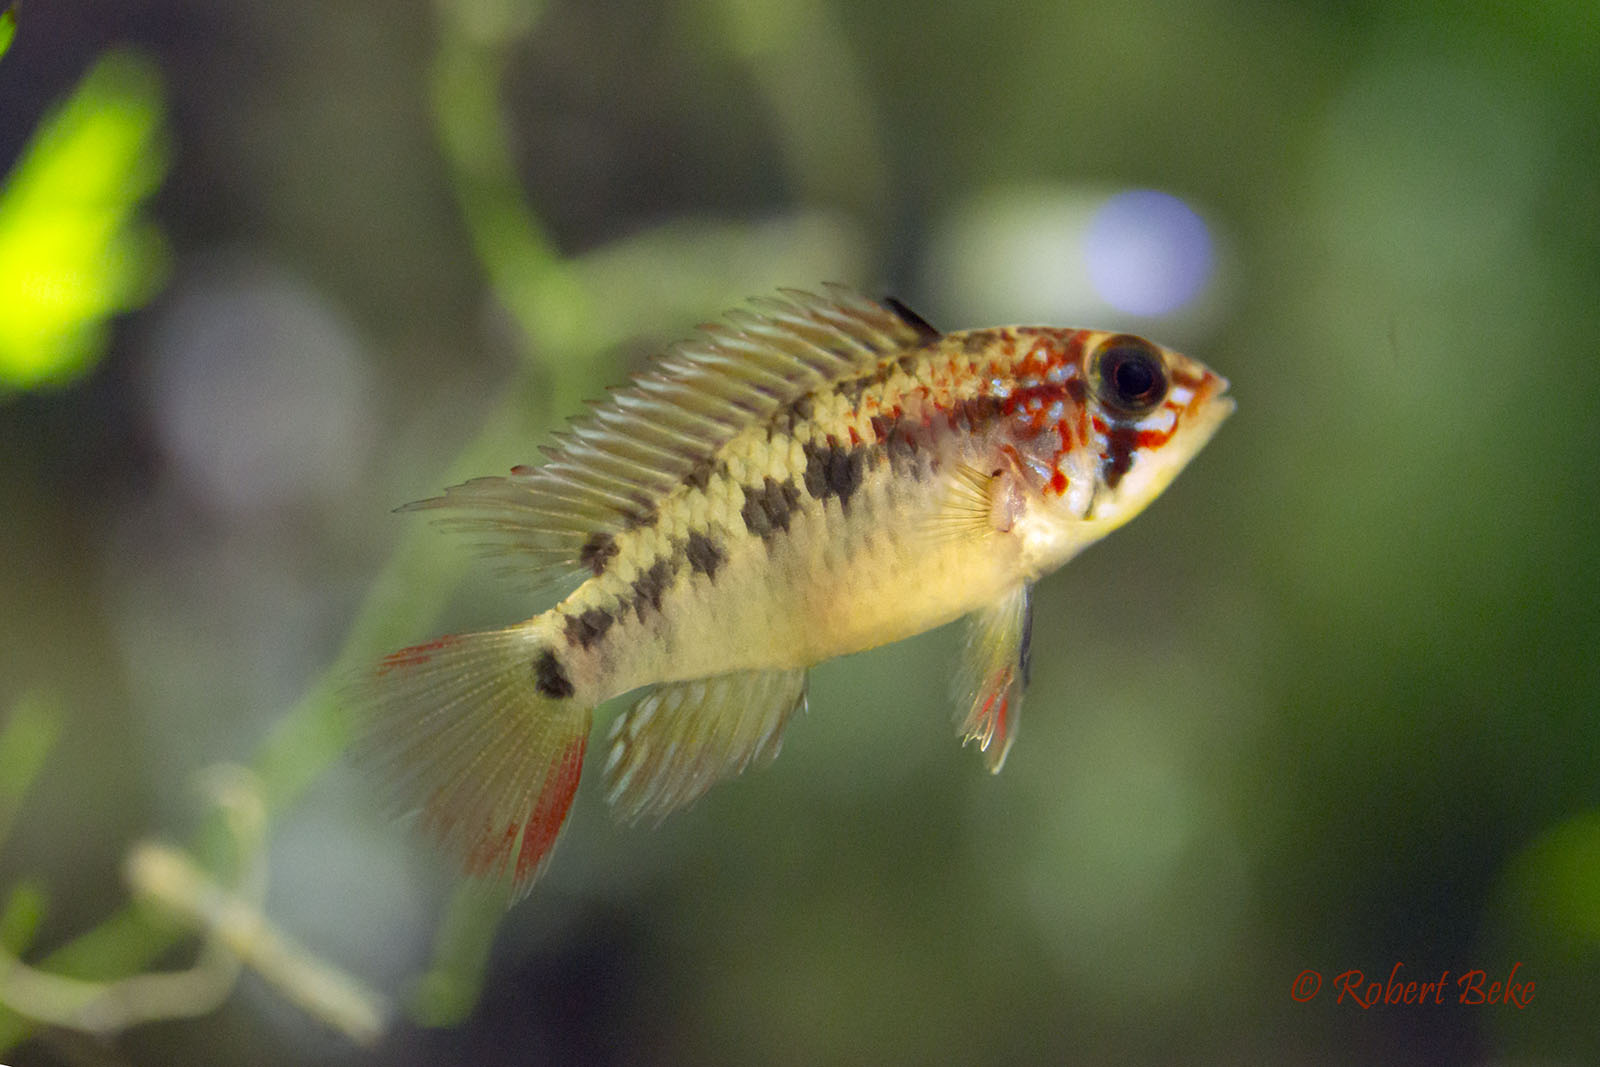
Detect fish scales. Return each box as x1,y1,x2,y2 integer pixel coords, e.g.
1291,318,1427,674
354,287,1233,898
548,326,1037,698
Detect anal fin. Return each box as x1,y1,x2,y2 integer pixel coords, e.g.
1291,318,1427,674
603,669,808,824
955,583,1033,773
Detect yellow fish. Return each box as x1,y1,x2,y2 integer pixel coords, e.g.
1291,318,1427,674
357,287,1232,896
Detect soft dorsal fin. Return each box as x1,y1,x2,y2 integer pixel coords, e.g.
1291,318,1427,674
403,286,940,592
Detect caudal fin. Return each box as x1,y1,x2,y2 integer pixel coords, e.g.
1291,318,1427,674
351,626,591,900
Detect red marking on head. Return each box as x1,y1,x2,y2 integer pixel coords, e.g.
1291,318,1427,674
378,634,462,675
847,425,863,447
1049,470,1068,494
999,383,1063,419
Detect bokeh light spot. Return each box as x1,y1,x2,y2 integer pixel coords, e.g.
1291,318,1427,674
144,263,376,516
1083,189,1213,316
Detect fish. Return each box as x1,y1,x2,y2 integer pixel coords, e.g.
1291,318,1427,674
355,286,1233,898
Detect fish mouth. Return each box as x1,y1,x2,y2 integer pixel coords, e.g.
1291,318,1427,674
1183,370,1235,445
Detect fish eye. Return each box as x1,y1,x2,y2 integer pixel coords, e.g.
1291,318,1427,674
1094,336,1168,414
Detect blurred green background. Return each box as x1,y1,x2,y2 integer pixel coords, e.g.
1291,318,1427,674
3,0,1599,1063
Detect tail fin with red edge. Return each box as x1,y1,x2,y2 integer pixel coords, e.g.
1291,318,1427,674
352,626,590,901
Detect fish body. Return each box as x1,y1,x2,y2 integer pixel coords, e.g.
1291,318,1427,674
359,288,1232,895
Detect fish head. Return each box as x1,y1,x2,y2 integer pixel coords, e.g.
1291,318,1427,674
1009,330,1233,573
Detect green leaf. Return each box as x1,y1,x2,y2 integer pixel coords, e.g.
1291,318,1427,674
0,6,16,64
0,49,170,392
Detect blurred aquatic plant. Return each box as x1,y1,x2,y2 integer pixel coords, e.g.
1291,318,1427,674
0,47,169,392
0,6,16,64
0,692,61,855
0,764,386,1043
0,0,877,1054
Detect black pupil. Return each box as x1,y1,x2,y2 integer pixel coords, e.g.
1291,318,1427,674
1108,348,1160,404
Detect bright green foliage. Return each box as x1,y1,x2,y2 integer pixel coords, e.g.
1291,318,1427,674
0,6,17,64
0,50,168,392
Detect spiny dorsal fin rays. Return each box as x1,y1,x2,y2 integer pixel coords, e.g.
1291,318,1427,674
603,669,809,825
404,288,940,583
955,583,1033,773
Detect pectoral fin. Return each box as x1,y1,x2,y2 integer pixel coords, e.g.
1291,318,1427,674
955,583,1032,773
604,668,808,824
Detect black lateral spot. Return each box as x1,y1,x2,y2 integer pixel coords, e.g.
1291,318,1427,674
579,532,619,576
564,608,616,650
740,485,773,538
629,557,675,619
804,441,865,510
806,441,870,511
685,530,725,579
534,649,575,699
829,449,864,509
742,477,800,539
1102,424,1140,489
802,442,829,500
883,296,941,344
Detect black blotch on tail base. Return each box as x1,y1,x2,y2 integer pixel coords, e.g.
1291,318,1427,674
534,650,576,699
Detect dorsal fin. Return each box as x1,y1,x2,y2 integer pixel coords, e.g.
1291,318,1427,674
882,296,941,344
404,286,936,591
